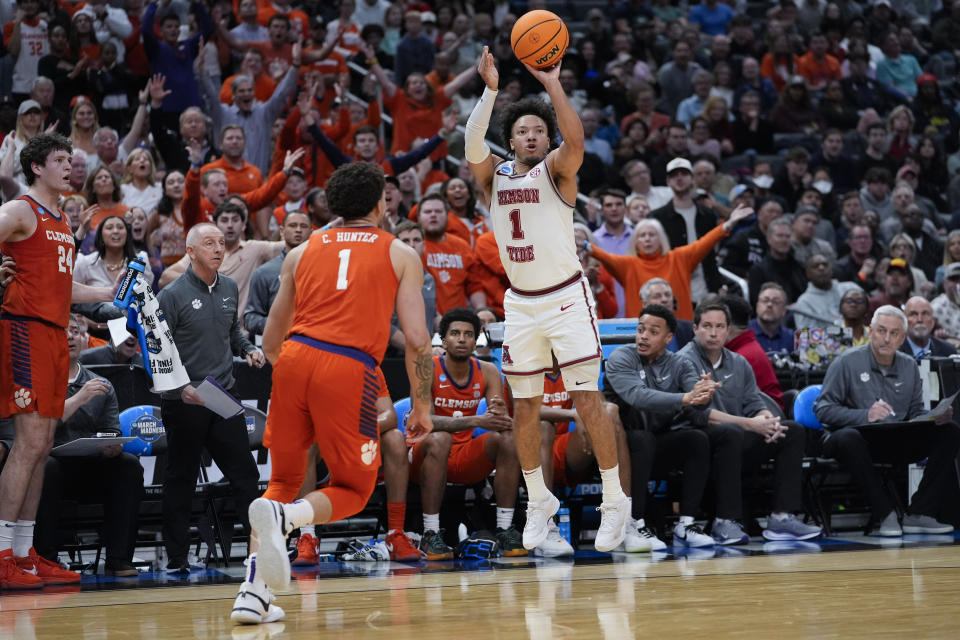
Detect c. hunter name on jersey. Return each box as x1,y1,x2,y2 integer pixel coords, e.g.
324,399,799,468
426,253,464,269
435,397,481,410
506,245,535,263
497,188,541,206
322,231,379,244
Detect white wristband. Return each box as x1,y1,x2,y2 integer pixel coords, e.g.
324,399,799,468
464,86,497,163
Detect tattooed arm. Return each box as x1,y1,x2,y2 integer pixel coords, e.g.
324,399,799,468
392,238,434,443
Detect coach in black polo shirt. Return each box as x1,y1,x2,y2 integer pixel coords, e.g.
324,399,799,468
157,223,265,573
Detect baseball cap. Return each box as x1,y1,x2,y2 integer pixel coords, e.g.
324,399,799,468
896,165,917,180
794,204,820,219
916,73,938,86
666,157,693,175
729,184,753,199
420,11,437,23
17,99,42,116
888,258,910,274
384,175,400,189
945,262,960,279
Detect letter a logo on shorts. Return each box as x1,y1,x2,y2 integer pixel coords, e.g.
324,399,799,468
13,388,32,408
502,346,513,365
360,439,378,466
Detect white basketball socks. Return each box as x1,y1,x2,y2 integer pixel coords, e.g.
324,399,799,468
284,500,315,533
423,513,440,533
599,466,625,503
496,508,515,530
523,467,551,503
13,520,34,557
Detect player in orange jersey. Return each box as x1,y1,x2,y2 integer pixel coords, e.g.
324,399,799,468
0,133,118,590
408,308,525,558
291,366,422,566
231,162,433,625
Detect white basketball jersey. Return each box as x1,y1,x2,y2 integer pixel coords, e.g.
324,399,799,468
490,159,580,291
12,20,48,94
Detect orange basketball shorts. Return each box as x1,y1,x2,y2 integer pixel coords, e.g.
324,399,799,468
262,336,381,521
0,317,68,419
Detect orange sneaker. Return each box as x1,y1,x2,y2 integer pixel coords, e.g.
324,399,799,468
15,548,81,584
385,530,425,563
0,549,43,590
292,533,319,566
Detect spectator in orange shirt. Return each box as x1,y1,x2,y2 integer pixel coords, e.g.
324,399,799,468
472,231,509,317
202,125,263,194
182,139,304,234
220,49,276,104
365,41,477,155
761,33,800,93
85,166,129,231
256,0,309,39
324,0,363,54
586,206,755,321
797,32,841,91
417,193,486,314
442,176,489,247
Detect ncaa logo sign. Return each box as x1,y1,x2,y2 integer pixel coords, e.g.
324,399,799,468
131,415,165,442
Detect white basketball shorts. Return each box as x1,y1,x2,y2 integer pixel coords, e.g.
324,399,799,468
501,273,602,398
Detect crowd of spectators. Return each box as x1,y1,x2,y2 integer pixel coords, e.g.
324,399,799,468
3,0,960,566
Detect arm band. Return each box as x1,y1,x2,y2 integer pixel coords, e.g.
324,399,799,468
464,86,497,163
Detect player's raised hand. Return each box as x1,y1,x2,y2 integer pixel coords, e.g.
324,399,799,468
477,46,499,90
405,410,433,444
522,60,562,87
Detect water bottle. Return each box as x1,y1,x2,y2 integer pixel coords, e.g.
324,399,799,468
557,507,572,545
113,258,146,310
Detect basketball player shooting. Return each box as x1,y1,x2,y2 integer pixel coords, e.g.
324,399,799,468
465,47,630,552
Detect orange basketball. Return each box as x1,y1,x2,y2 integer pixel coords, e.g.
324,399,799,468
511,10,569,69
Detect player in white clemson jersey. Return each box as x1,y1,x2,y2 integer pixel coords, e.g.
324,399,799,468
463,46,630,553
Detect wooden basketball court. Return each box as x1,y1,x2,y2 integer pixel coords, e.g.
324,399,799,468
2,539,958,639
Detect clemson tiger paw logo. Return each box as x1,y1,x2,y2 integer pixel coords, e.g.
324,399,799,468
13,388,32,409
360,439,378,466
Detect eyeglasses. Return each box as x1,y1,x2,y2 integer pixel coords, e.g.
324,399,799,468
757,297,785,306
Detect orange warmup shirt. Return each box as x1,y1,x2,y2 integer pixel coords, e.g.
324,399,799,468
383,89,452,155
422,234,482,315
201,157,264,195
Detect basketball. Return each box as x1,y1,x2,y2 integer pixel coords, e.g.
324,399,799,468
511,10,569,69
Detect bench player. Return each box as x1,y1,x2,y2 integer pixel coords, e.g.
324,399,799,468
464,48,630,552
231,162,433,624
0,134,117,589
409,308,525,558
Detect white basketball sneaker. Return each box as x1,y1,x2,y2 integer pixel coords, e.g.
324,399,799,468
594,496,630,552
248,498,293,591
231,579,285,625
534,520,575,557
523,493,561,549
624,521,667,553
